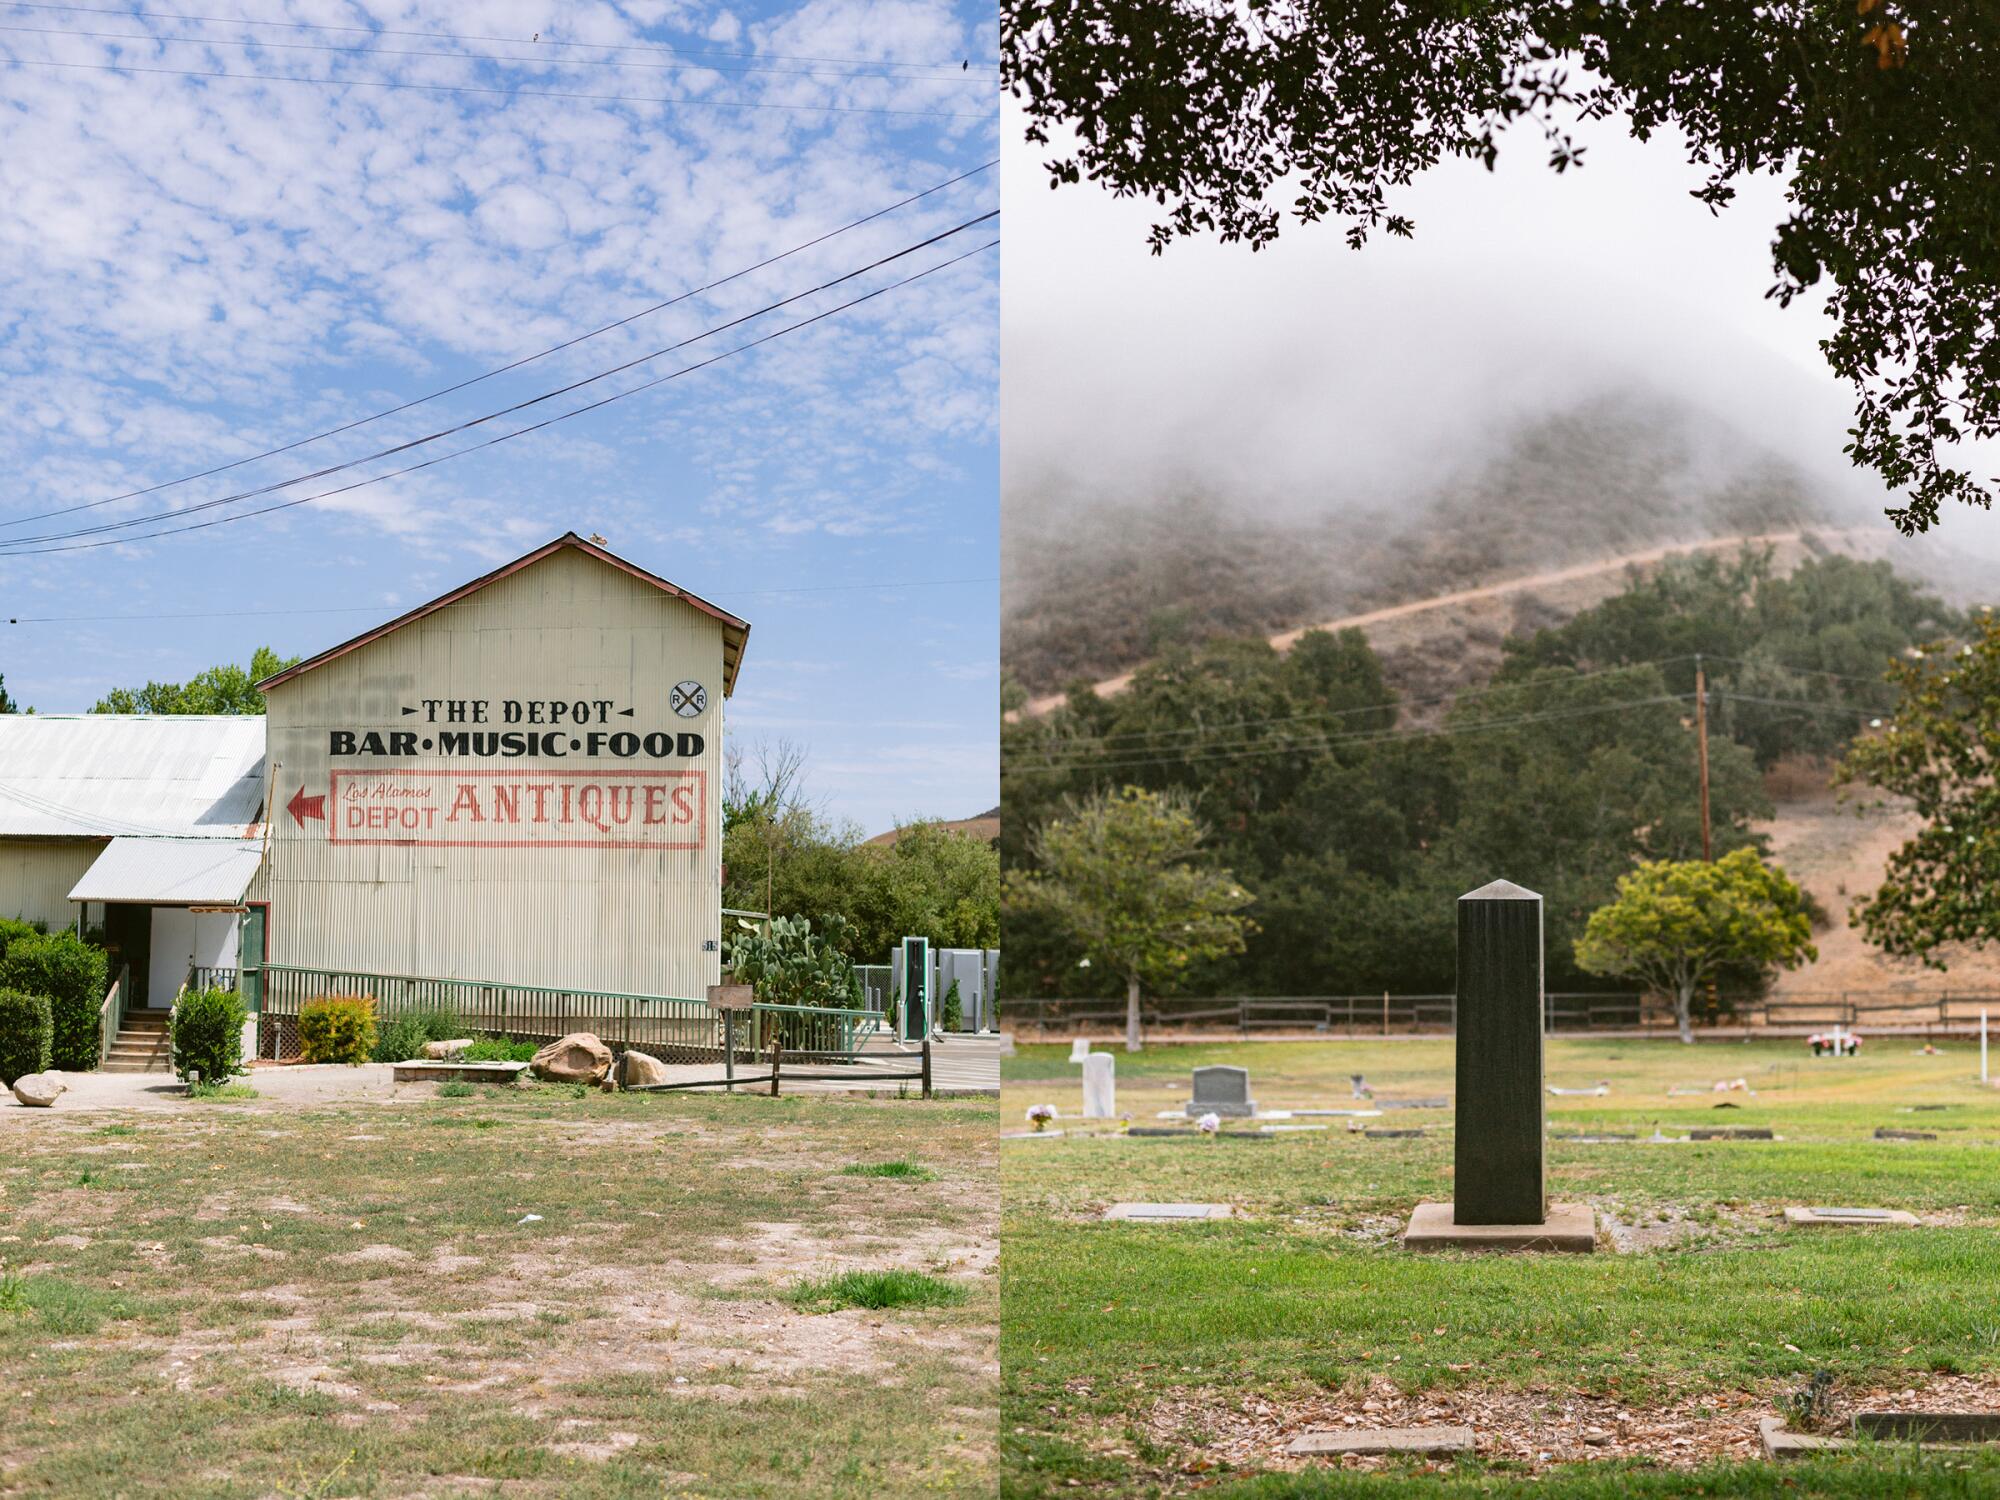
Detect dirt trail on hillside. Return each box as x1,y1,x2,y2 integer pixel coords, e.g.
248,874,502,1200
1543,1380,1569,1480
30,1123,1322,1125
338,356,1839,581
1017,526,1881,717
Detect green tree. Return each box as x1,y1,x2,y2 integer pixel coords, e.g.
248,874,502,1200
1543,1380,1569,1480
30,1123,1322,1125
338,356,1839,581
1575,848,1817,1043
92,646,300,715
1836,612,2000,965
0,673,21,713
1004,3,1999,533
1005,786,1254,1050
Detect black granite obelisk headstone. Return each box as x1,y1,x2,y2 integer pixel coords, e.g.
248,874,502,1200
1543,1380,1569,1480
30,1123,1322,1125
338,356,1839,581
1453,879,1545,1225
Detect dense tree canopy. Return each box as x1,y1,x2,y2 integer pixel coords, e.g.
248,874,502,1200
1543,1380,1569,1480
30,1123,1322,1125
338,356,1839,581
1575,847,1817,1041
91,646,300,715
1836,610,2000,965
1003,2,2000,532
1003,784,1255,1049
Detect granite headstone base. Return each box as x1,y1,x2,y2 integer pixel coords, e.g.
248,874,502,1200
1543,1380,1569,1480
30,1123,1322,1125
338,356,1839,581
1402,1201,1596,1253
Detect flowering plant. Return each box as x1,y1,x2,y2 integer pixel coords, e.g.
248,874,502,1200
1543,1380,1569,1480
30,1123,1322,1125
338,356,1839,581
1196,1112,1221,1136
1026,1103,1058,1132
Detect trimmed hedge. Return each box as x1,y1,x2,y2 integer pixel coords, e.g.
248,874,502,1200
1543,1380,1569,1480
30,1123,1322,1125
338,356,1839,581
0,932,107,1072
0,988,51,1085
170,986,246,1084
298,993,377,1065
0,918,43,963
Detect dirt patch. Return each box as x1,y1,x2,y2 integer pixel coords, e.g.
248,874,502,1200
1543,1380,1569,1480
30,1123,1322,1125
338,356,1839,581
1120,1371,2000,1486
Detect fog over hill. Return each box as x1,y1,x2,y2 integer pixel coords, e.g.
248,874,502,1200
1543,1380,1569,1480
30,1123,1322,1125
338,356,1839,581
1006,387,1993,697
1001,100,2000,698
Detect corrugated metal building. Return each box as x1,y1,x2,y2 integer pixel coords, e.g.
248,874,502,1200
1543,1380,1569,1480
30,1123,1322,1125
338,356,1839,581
251,533,747,1000
0,714,266,1006
0,533,747,1018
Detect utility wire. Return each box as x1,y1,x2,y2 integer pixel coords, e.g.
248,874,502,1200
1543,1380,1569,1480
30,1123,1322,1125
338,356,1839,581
1007,693,1700,777
0,19,987,83
0,160,997,529
0,212,998,549
0,238,998,557
3,577,1003,624
1,54,993,119
7,2,1000,72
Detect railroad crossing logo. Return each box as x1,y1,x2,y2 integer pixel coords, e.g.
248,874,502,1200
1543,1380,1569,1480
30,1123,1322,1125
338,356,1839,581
670,680,708,718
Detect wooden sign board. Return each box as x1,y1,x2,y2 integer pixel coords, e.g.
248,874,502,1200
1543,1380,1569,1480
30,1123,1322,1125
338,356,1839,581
707,983,756,1011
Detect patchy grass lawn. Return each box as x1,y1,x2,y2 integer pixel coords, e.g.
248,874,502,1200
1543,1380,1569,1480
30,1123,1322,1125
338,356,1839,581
1001,1036,2000,1497
0,1081,996,1497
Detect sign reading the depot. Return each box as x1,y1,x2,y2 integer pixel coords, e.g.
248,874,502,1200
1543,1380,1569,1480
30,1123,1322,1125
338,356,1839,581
326,769,705,849
327,695,707,760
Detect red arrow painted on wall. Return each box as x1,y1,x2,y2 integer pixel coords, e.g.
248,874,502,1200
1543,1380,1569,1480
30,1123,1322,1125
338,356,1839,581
287,784,326,828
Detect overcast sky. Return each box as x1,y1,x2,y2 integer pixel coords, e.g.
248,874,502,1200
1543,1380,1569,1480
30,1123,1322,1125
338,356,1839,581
0,0,998,835
1001,94,2000,561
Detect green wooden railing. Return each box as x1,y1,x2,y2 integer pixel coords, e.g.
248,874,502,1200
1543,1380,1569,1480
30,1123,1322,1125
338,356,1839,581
746,1002,885,1058
95,962,131,1068
258,963,720,1054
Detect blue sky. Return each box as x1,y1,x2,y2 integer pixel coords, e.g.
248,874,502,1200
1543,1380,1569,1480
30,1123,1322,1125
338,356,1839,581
0,0,998,837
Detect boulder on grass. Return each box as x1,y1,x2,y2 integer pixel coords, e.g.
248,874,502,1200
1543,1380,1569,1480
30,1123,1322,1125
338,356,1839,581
13,1071,65,1108
422,1039,475,1060
530,1033,612,1083
621,1049,670,1089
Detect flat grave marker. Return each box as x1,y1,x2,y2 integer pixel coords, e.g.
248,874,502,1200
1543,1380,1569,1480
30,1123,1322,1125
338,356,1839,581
1875,1127,1937,1141
1782,1206,1918,1228
1286,1426,1474,1457
1689,1127,1775,1141
1103,1202,1233,1222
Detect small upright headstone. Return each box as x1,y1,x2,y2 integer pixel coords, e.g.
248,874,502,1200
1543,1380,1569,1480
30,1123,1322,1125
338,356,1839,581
1082,1053,1115,1118
1068,1037,1092,1063
1185,1065,1255,1118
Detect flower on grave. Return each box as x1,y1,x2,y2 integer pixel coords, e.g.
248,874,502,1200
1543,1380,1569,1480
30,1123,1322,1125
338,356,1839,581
1197,1112,1221,1136
1026,1103,1058,1132
1116,1115,1132,1135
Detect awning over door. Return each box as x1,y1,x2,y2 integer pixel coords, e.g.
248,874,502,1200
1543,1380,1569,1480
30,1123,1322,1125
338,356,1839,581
68,837,263,905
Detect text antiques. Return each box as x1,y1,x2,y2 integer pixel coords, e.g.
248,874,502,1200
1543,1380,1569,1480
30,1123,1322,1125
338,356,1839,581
309,769,706,849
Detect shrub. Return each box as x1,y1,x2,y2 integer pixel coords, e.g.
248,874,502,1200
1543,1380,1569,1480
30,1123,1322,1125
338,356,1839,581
371,1005,462,1064
788,1269,966,1313
461,1036,537,1063
298,994,377,1065
940,978,963,1031
0,932,107,1071
170,986,245,1084
0,988,52,1085
0,918,43,964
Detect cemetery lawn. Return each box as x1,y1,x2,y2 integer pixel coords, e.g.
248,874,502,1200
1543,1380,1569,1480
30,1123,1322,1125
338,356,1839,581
1000,1037,2000,1497
0,1084,996,1498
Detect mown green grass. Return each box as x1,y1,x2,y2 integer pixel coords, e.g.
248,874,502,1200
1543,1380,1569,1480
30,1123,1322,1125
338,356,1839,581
1002,1036,2000,1497
0,1084,996,1497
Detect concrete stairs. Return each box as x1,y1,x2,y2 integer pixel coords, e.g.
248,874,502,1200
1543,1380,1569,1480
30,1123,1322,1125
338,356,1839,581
102,1009,173,1073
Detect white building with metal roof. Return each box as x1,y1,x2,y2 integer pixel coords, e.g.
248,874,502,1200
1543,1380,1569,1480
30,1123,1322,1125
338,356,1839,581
0,713,266,1008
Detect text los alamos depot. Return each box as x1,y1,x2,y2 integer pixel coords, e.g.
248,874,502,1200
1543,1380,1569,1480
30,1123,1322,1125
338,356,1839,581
328,769,705,849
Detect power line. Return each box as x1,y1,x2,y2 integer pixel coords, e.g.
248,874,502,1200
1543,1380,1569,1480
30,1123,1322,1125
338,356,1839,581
0,160,997,529
0,237,999,557
1006,693,1700,777
1015,657,1692,754
6,2,999,72
2,54,993,120
0,19,986,84
0,212,998,549
3,577,1002,624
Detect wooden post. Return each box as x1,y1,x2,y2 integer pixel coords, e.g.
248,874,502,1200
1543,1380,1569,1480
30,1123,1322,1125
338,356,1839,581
1694,657,1713,862
1382,990,1389,1036
921,1033,933,1099
724,1010,736,1092
769,1036,782,1097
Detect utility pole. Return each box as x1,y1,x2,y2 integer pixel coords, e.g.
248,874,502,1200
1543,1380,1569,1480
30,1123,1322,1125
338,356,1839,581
1694,655,1713,862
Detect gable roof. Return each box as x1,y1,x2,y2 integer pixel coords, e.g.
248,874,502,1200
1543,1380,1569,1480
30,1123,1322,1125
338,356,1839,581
0,715,266,838
257,532,752,697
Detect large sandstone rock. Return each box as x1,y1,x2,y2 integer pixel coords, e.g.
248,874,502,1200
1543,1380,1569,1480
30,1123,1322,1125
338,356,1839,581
530,1033,612,1083
13,1071,65,1108
422,1039,475,1060
620,1049,670,1088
